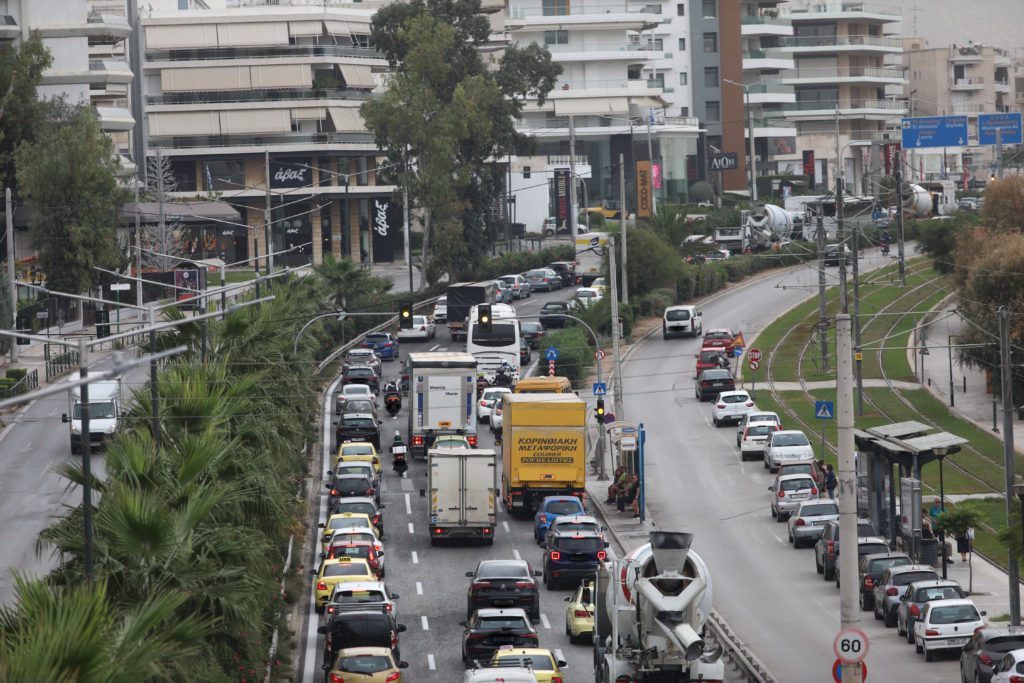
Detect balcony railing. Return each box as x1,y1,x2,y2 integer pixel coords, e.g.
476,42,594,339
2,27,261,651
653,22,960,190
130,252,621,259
778,35,902,49
508,3,659,18
748,83,795,95
951,104,986,115
952,77,985,88
743,48,792,60
783,66,905,80
147,88,374,106
554,79,650,91
150,131,376,149
146,44,382,63
780,2,901,18
741,14,792,26
787,99,906,111
546,42,661,53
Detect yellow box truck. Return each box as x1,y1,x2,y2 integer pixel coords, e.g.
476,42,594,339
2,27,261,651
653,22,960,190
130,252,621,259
500,394,588,513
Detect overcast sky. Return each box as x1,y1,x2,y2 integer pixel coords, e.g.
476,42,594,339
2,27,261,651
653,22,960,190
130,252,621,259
888,0,1024,54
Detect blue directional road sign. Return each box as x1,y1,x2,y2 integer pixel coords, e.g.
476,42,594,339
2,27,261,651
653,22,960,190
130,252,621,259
900,116,969,149
545,347,559,362
815,400,835,420
979,112,1024,146
733,346,744,358
592,382,607,397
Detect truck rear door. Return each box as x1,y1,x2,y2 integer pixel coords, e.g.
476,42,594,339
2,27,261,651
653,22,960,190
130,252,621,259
424,374,464,430
430,456,462,525
462,455,497,527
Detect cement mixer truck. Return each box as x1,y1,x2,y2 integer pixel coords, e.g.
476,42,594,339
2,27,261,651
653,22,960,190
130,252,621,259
714,203,793,254
594,531,726,682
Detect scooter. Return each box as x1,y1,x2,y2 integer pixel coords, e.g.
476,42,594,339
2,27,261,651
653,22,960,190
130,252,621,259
384,391,402,417
391,442,408,476
881,242,890,256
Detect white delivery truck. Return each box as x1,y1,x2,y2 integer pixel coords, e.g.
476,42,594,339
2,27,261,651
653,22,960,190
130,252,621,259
574,231,608,285
427,447,498,545
61,372,123,453
407,352,479,460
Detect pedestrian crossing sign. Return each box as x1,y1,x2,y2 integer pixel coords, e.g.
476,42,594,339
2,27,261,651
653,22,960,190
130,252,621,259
815,400,834,420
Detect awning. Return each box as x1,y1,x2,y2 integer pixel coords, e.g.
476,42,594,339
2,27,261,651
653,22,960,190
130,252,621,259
288,20,323,37
216,22,289,47
292,107,327,120
220,109,291,134
553,97,629,115
329,107,367,132
339,64,375,88
628,96,663,110
324,20,355,35
251,64,312,89
161,66,251,92
148,111,221,136
145,24,217,50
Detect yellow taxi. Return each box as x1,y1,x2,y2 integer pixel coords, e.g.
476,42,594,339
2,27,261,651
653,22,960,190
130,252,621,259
489,647,567,683
319,512,378,554
325,646,408,682
564,580,595,642
591,277,608,296
312,557,376,612
336,441,382,474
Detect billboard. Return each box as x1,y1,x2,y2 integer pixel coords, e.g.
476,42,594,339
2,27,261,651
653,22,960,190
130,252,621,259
553,169,570,230
371,197,400,263
884,143,901,176
802,151,815,190
269,157,313,189
636,160,653,219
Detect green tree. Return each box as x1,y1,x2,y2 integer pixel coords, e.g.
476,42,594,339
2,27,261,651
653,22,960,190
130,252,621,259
622,227,685,299
981,176,1024,232
314,254,393,310
16,103,128,293
643,204,692,248
0,31,51,190
938,502,984,593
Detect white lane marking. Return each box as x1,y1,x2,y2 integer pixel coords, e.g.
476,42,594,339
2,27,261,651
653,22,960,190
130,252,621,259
405,493,411,515
512,548,521,561
540,613,551,629
502,521,511,533
421,615,429,630
773,534,785,544
411,551,419,564
430,344,440,351
554,648,565,664
48,408,58,417
19,441,32,452
427,654,436,670
416,581,424,595
408,522,415,534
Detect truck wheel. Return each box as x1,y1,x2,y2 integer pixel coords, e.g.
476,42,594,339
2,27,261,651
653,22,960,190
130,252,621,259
484,538,493,546
430,538,438,547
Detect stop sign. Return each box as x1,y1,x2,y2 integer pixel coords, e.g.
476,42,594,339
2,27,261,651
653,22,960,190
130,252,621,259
748,347,762,363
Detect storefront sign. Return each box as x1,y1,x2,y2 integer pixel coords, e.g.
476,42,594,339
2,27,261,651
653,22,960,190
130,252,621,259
884,143,901,177
270,157,312,189
553,169,570,230
636,161,652,218
371,198,400,263
802,150,816,189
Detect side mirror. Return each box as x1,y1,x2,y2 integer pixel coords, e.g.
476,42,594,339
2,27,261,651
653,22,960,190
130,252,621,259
61,414,69,423
768,486,775,491
458,621,467,627
465,571,475,577
604,541,610,548
319,552,325,559
318,523,326,528
397,624,407,632
533,570,543,577
378,420,383,426
390,593,400,599
557,659,568,668
981,610,988,617
326,470,333,476
325,483,332,489
321,664,330,672
308,569,317,576
399,662,409,669
539,542,547,549
317,626,326,635
563,596,571,602
379,504,386,509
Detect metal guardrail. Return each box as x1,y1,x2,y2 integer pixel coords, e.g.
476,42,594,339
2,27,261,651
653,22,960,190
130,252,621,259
45,347,81,383
0,369,39,400
705,612,776,683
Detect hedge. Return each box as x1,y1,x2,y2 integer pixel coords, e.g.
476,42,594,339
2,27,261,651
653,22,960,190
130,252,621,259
542,327,593,385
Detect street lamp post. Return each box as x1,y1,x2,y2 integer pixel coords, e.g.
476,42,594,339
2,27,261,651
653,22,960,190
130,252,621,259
723,79,763,203
934,446,949,579
1014,484,1024,587
948,334,959,408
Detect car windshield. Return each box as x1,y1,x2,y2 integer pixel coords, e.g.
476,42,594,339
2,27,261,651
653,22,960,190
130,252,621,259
337,465,373,477
800,503,838,517
412,316,428,325
553,522,600,535
892,571,937,586
705,331,732,340
498,277,515,286
334,655,392,674
868,558,910,572
546,501,584,515
330,545,371,560
916,586,963,601
364,334,389,343
494,655,553,671
478,616,529,630
747,425,777,437
554,537,602,552
336,502,376,515
336,477,371,490
328,516,368,530
722,394,749,404
346,368,374,377
472,323,517,346
702,370,732,380
773,433,810,447
526,270,546,279
542,303,567,313
859,544,889,556
324,563,369,577
780,478,813,491
72,401,116,420
780,464,812,476
342,418,376,429
857,522,878,536
343,386,372,396
577,291,595,299
986,635,1024,653
344,400,375,414
478,562,529,579
332,589,386,605
666,309,691,321
483,389,509,401
930,605,980,624
699,350,721,363
342,445,375,455
521,322,543,334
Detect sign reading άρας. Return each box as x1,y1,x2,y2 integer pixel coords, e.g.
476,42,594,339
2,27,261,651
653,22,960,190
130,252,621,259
515,432,583,465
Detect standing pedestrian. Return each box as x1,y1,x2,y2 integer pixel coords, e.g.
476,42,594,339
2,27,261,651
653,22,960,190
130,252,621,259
824,463,838,500
956,528,972,562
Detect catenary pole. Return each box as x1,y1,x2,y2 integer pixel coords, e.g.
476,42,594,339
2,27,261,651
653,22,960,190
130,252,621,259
1001,306,1021,625
838,315,862,681
5,187,17,363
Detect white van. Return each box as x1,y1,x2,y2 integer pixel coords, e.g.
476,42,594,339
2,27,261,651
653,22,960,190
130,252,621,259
663,304,703,339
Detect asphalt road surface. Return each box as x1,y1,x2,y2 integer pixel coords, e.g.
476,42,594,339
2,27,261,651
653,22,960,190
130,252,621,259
624,248,965,681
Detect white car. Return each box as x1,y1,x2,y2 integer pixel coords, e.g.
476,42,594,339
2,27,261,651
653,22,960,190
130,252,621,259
764,429,815,472
478,387,512,422
991,649,1024,682
739,422,779,461
787,499,839,547
914,598,986,662
489,402,504,436
574,287,603,308
336,383,376,414
710,390,756,427
397,315,436,341
769,473,818,522
325,580,398,617
498,274,531,299
735,411,782,446
433,295,448,324
662,304,703,339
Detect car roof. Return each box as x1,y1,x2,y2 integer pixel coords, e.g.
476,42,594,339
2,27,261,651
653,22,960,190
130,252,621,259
340,413,376,420
857,536,888,544
862,551,909,562
717,390,750,397
474,607,530,618
541,495,581,503
330,580,389,594
551,514,599,525
334,646,394,657
907,579,961,590
796,500,837,510
333,495,377,504
886,564,937,575
322,556,371,568
925,598,977,609
705,328,734,335
335,473,373,481
341,441,376,449
773,429,806,436
778,473,815,482
748,411,780,419
665,304,696,311
549,527,602,540
699,369,732,377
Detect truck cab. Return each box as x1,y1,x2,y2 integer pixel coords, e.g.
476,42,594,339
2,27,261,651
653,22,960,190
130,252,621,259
61,373,123,453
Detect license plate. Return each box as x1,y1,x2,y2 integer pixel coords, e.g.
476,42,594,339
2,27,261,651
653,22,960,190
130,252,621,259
813,520,824,525
793,494,809,500
946,638,967,646
493,636,514,644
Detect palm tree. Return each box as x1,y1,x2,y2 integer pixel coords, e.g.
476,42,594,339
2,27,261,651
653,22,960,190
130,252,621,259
643,204,692,248
315,254,393,310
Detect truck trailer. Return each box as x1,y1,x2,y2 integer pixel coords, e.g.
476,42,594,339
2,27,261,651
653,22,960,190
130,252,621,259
427,447,498,544
446,281,497,341
407,352,479,460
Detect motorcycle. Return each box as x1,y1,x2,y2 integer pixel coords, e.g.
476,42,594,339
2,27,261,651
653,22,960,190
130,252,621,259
384,391,402,416
391,441,408,476
492,367,515,388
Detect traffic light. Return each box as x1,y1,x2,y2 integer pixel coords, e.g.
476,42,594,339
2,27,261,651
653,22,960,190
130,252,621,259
595,398,605,424
399,303,413,329
479,304,492,333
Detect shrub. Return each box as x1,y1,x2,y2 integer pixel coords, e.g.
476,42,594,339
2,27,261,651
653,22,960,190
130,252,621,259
5,368,27,381
634,289,675,317
543,327,593,385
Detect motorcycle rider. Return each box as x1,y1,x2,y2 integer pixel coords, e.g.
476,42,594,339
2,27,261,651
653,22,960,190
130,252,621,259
390,430,408,475
494,360,516,387
880,228,891,255
383,377,402,415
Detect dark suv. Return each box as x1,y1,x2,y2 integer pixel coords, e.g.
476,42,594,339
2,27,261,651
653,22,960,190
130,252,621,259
961,625,1024,683
541,529,608,589
813,519,879,581
539,301,571,329
342,365,380,394
317,610,406,678
854,552,912,611
548,261,576,287
460,608,538,665
466,560,542,621
335,413,382,450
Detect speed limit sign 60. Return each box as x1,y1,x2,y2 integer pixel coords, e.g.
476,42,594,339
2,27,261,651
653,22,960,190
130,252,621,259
834,627,869,663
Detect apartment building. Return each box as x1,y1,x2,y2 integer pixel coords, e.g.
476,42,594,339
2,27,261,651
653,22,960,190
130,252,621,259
140,4,400,268
774,1,906,193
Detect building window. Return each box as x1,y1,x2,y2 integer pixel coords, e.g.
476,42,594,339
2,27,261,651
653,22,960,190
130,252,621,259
702,0,716,17
542,0,570,16
680,106,689,117
677,38,686,51
704,67,719,87
628,65,642,80
204,159,244,192
705,100,720,122
648,74,665,89
679,72,688,85
645,4,662,13
170,159,198,192
356,156,369,185
703,32,717,53
318,156,333,185
676,2,685,15
523,166,531,179
178,0,188,8
544,30,569,45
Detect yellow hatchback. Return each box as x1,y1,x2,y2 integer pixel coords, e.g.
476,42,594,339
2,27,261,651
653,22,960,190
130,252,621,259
319,513,377,553
325,647,407,683
336,442,382,474
564,580,595,642
312,557,375,612
490,647,567,683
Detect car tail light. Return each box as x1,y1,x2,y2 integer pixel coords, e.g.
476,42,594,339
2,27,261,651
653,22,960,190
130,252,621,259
471,581,490,590
886,587,899,596
795,518,805,526
1008,676,1024,683
468,435,478,446
909,603,921,618
716,403,726,409
863,577,874,589
386,673,401,683
925,629,940,636
978,653,994,666
384,342,393,347
811,487,818,495
480,400,487,406
330,674,344,683
523,632,538,641
317,581,327,590
391,631,398,649
574,609,591,618
412,435,424,446
330,489,339,496
366,488,375,496
551,678,563,683
778,490,785,498
702,380,710,386
514,581,534,589
467,632,488,641
549,551,562,560
746,402,754,407
372,515,380,525
597,550,607,561
327,605,335,614
538,514,547,524
419,326,426,331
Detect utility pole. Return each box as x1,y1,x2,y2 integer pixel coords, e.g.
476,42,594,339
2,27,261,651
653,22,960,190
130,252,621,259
606,234,623,481
895,167,907,287
852,221,863,416
134,182,143,313
1001,306,1021,625
745,86,757,202
264,150,272,275
149,304,161,453
997,128,1005,180
78,340,95,582
619,154,629,304
5,187,17,363
156,149,167,283
837,314,863,683
836,176,848,313
816,211,829,371
646,109,657,215
568,115,578,233
404,147,413,292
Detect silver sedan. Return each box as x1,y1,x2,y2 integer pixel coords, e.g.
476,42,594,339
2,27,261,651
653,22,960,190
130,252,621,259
787,499,839,547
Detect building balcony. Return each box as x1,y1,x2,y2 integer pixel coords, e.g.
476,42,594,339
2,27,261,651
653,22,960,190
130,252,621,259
779,2,901,23
950,46,984,63
94,106,134,132
147,87,374,107
507,5,662,31
742,48,794,71
951,104,987,115
515,115,699,139
144,44,383,65
951,77,984,91
780,66,905,86
740,15,793,37
994,80,1011,95
778,35,902,54
86,12,132,44
553,79,655,97
750,123,799,140
780,98,906,119
545,42,663,62
747,83,796,104
0,15,18,41
88,59,134,85
148,130,377,153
